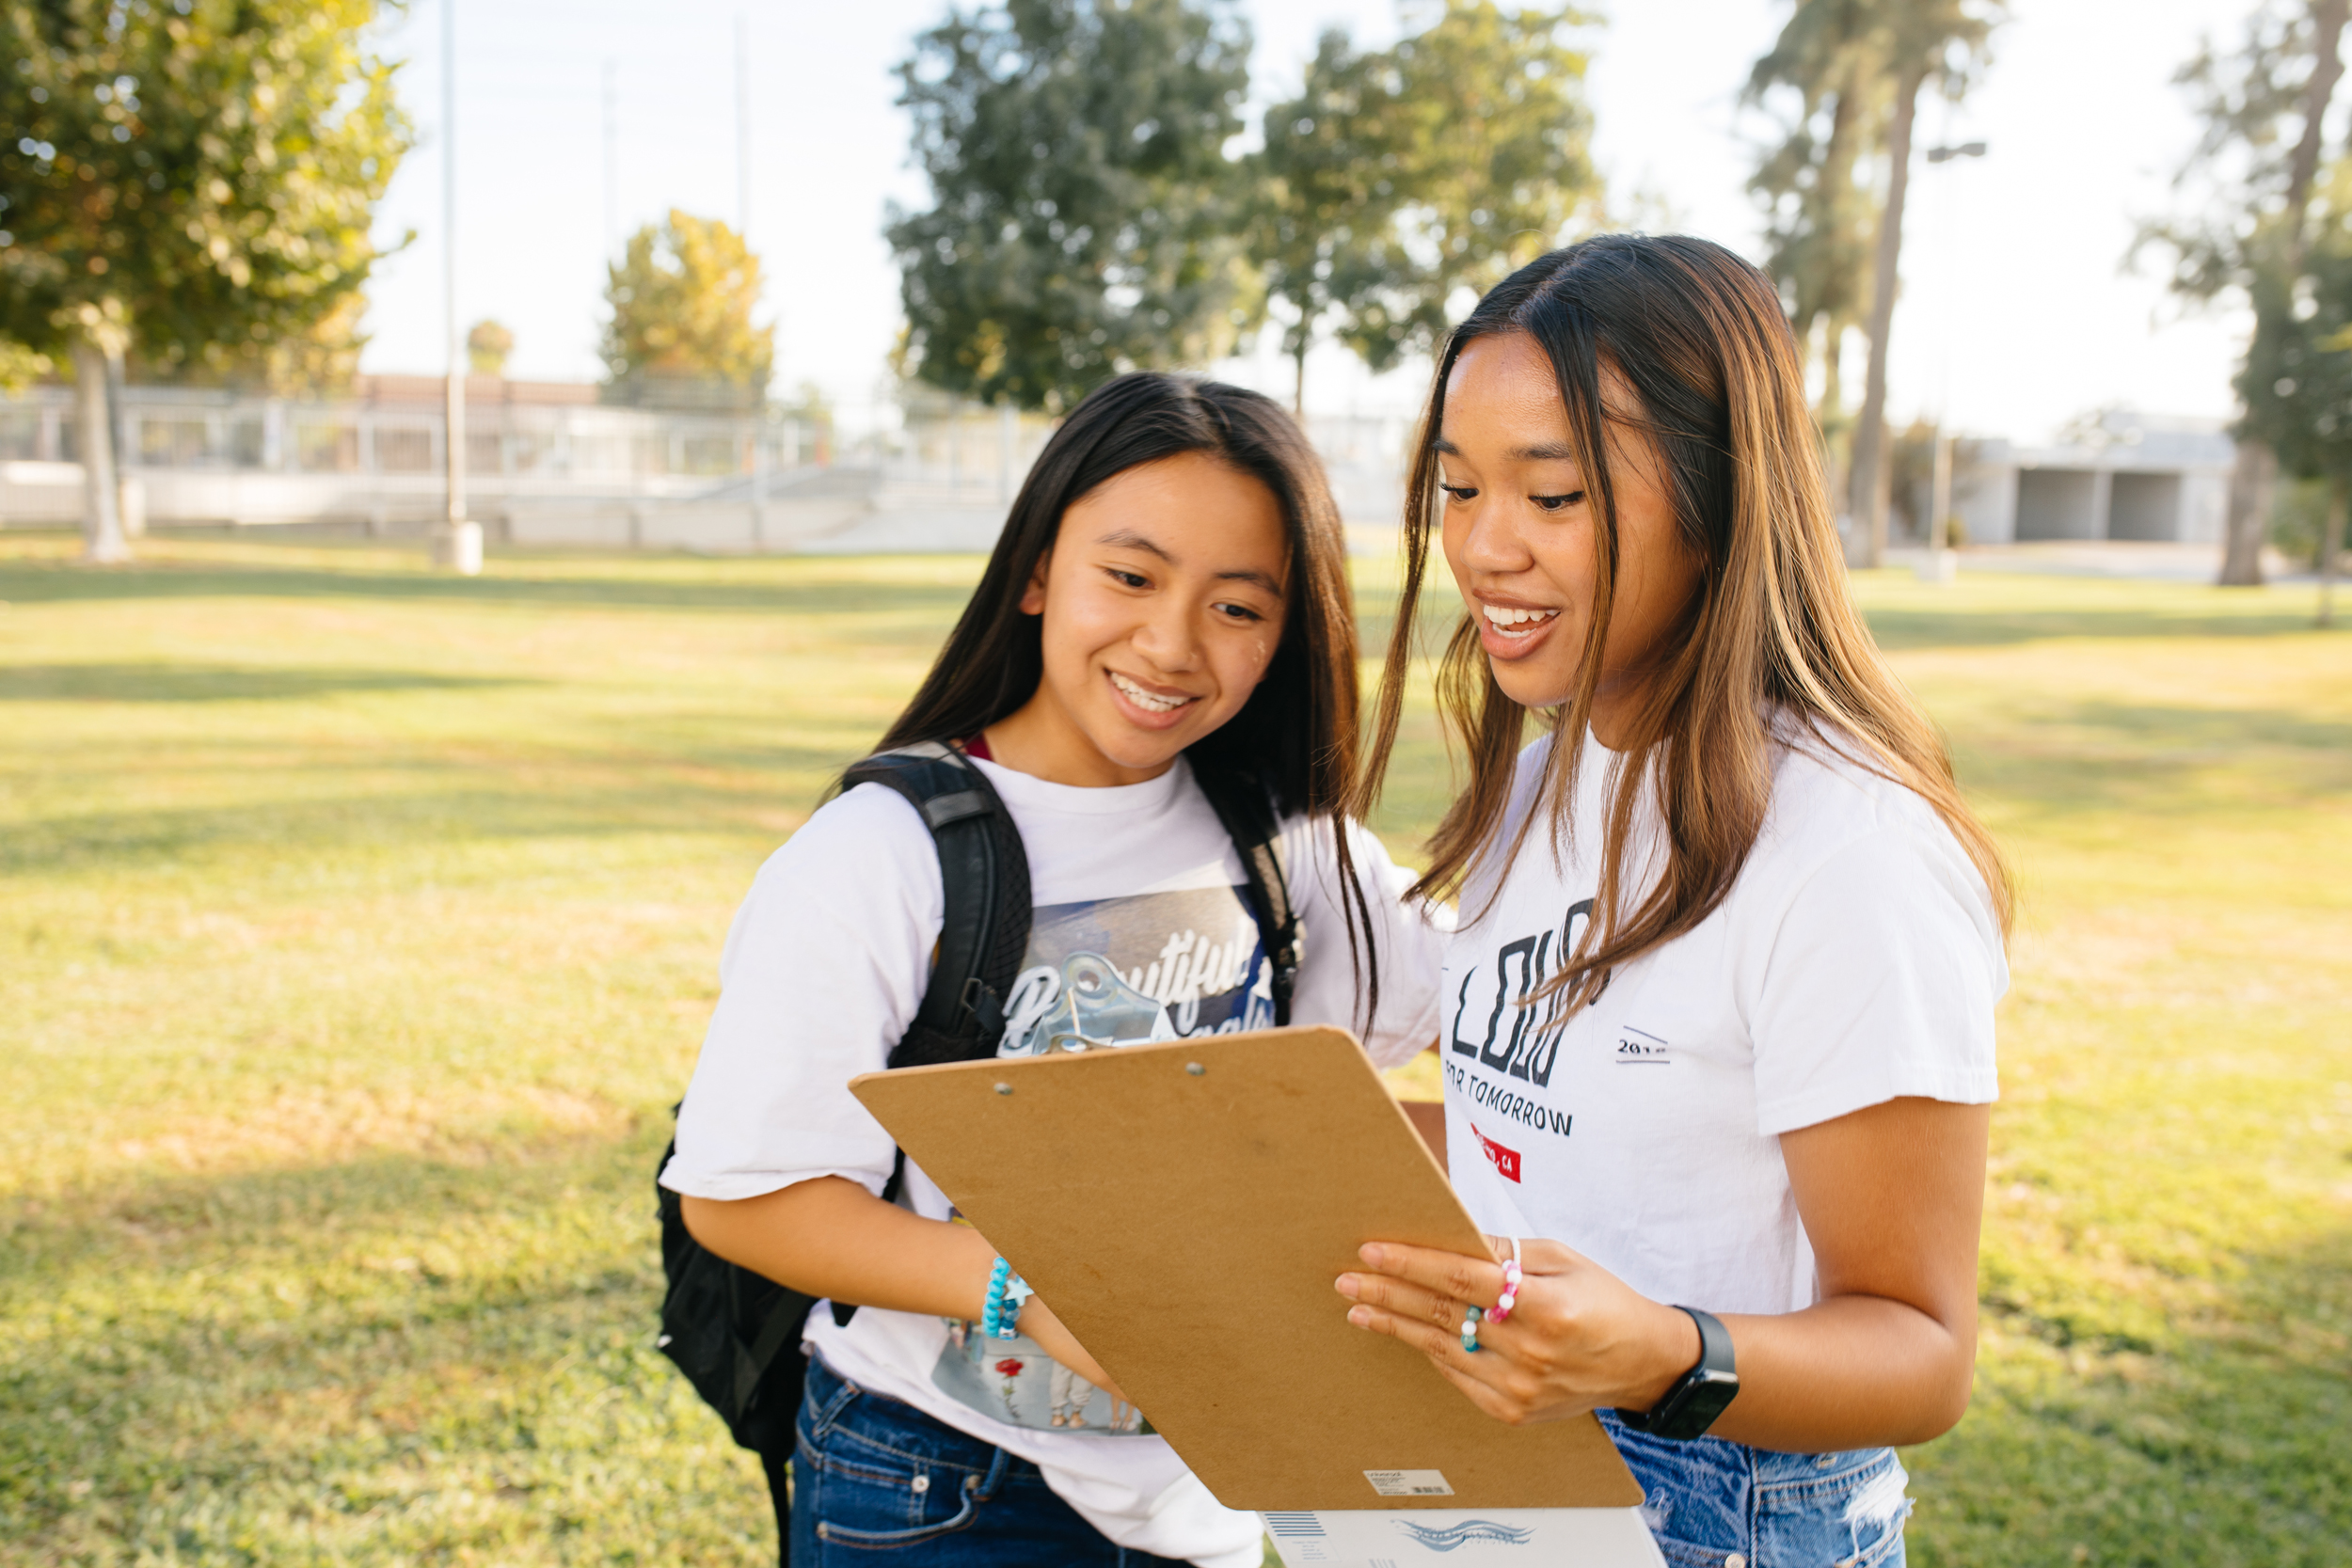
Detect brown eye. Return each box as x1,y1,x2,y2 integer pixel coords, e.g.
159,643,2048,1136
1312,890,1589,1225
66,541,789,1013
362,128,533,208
1530,490,1585,514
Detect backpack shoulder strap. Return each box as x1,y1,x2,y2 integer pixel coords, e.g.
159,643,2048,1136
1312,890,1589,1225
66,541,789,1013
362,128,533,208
1190,766,1298,1028
841,740,1034,1069
828,740,1033,1329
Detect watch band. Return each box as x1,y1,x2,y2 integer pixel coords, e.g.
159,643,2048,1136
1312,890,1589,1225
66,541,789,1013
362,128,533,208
1613,1306,1739,1441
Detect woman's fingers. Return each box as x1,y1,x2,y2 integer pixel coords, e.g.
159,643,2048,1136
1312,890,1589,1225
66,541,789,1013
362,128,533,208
1346,1299,1581,1428
1358,1240,1506,1306
1344,1297,1492,1370
1335,1268,1463,1332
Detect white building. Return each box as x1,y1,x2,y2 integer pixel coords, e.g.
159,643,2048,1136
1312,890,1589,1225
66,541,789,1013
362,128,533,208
1943,410,2234,546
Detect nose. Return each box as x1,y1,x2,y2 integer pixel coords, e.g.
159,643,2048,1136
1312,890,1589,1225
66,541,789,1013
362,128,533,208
1448,494,1533,578
1129,596,1204,673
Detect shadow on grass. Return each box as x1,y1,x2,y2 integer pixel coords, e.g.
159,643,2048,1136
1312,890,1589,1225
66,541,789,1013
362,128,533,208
0,762,863,876
0,664,530,704
0,554,984,621
1908,1223,2352,1568
1862,600,2321,653
1949,697,2352,824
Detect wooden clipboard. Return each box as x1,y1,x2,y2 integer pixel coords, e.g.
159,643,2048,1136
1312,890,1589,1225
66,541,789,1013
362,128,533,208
850,1025,1644,1512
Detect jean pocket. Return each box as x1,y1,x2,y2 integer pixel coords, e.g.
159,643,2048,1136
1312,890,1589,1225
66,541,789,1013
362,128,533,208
810,1458,986,1551
1756,1451,1912,1568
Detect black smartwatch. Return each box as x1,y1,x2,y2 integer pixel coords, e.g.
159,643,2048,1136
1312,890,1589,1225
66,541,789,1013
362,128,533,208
1613,1306,1739,1440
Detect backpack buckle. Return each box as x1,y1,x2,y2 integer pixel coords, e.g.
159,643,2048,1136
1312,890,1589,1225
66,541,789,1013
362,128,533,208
961,975,1006,1038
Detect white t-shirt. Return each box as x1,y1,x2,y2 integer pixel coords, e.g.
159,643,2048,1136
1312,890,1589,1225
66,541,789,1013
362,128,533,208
662,753,1446,1568
1439,723,2006,1317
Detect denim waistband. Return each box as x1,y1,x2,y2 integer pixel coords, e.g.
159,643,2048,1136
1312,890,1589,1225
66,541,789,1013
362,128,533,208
1597,1410,1896,1508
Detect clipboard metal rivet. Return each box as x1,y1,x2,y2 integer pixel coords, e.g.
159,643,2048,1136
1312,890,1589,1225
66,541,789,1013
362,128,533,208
1185,1062,1205,1076
993,1083,1012,1095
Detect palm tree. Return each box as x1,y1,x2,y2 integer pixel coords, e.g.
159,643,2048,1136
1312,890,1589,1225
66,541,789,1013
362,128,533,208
1748,0,2000,567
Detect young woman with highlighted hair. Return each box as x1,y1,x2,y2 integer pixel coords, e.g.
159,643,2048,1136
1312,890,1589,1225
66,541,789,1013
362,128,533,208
1337,235,2011,1568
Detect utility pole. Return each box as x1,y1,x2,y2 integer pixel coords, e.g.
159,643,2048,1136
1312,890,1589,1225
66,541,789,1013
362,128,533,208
433,0,482,575
602,59,618,261
735,14,751,235
1917,139,1984,585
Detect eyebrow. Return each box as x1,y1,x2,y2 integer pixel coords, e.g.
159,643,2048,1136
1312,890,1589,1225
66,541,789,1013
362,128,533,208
1096,528,1173,562
1097,529,1286,597
1432,435,1580,462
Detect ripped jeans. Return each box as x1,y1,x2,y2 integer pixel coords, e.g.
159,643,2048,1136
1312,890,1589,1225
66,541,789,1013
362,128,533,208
1597,1411,1912,1568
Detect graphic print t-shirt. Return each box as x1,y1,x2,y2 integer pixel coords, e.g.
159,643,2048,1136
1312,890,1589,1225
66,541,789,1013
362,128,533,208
661,756,1445,1568
1440,726,2007,1318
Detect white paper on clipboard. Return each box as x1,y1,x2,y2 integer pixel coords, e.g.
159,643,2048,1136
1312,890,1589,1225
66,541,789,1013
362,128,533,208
1260,1507,1667,1567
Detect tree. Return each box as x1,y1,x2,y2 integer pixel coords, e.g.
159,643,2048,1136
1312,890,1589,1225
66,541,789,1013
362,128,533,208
0,0,408,562
2142,0,2350,588
1250,28,1411,414
1382,2,1599,323
600,210,774,406
1249,3,1598,414
468,319,514,377
1745,0,1999,568
1744,7,1889,482
2233,154,2352,622
887,0,1255,414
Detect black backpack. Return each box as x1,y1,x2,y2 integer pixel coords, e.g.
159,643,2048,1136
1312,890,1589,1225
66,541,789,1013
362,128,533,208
654,740,1299,1450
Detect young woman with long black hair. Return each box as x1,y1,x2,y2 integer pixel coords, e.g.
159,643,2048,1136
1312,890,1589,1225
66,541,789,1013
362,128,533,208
662,372,1445,1567
1335,235,2011,1568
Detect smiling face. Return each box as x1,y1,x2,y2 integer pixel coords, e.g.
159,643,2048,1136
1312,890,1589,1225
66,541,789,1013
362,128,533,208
1435,331,1702,738
986,450,1292,788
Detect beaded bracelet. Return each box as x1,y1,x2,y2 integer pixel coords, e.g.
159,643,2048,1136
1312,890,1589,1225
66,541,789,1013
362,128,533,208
1489,1236,1524,1324
1461,1304,1482,1354
979,1257,1031,1340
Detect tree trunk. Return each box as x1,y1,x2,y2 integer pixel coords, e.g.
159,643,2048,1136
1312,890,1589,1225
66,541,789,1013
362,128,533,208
1293,337,1309,420
72,338,131,564
2219,437,2276,585
1849,62,1924,570
2321,473,2346,627
2289,0,2351,260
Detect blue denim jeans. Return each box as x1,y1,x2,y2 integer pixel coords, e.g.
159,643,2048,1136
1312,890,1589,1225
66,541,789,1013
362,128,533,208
1598,1411,1912,1568
790,1354,1193,1567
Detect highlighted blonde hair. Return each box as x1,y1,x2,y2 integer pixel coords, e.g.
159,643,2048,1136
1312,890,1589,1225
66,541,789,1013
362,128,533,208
1356,234,2011,1005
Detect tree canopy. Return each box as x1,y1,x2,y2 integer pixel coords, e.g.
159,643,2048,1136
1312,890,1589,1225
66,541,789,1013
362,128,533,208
886,0,1255,413
600,210,774,404
2140,0,2351,590
0,0,408,381
1250,2,1598,409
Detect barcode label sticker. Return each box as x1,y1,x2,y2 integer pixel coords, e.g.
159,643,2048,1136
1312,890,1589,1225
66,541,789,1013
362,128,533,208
1363,1469,1454,1497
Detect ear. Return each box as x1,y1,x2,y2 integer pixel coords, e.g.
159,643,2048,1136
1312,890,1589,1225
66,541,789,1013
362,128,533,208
1018,549,1050,615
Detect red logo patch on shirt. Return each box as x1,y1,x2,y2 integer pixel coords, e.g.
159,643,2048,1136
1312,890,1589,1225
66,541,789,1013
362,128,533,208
1470,1123,1521,1182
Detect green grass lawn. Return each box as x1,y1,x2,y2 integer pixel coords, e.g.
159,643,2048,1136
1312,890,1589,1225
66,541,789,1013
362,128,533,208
1,533,2345,1566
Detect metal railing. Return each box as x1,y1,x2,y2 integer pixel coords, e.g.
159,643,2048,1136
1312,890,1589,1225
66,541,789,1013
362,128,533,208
1,385,1417,546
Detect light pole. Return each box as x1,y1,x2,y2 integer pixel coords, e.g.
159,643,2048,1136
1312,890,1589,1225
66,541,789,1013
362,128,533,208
432,0,483,576
1916,139,1985,584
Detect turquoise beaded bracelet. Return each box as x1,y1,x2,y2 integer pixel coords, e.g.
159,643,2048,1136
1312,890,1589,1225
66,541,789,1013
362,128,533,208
979,1257,1030,1340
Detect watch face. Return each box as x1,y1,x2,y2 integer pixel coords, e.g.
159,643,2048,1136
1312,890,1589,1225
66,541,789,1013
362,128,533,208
1655,1370,1740,1440
1684,1375,1740,1423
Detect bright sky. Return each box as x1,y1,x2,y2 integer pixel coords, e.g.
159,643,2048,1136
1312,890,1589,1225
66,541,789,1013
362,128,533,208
358,0,2259,444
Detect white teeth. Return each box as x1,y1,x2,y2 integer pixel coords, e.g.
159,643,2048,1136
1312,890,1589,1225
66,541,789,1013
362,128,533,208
1482,604,1558,628
1110,673,1196,714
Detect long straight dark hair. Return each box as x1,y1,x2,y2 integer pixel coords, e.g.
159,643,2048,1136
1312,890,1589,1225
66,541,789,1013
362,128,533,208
1356,235,2010,1006
876,372,1378,1015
